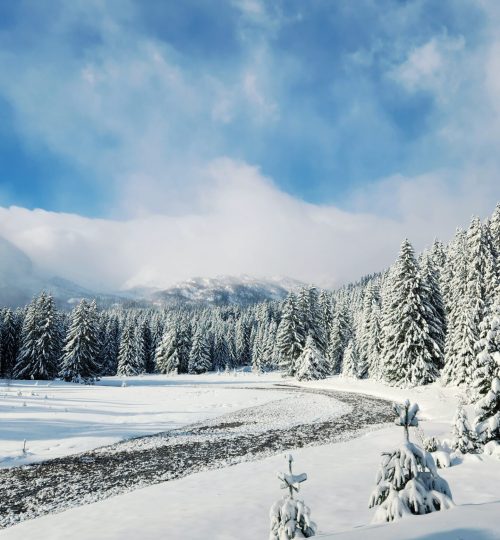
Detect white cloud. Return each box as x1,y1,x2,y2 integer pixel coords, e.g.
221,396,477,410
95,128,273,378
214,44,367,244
0,158,497,292
390,35,465,99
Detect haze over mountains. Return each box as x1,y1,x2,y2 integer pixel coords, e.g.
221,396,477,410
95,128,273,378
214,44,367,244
0,236,304,309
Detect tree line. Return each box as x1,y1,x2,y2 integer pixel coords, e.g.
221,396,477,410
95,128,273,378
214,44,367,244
0,204,499,401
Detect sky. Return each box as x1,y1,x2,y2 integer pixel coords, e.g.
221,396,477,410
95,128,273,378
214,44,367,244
0,0,499,291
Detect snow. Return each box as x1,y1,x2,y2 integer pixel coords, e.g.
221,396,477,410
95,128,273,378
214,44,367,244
1,374,499,539
0,371,287,468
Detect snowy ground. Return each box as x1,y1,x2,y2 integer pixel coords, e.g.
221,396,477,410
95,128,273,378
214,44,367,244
0,372,288,467
1,374,499,539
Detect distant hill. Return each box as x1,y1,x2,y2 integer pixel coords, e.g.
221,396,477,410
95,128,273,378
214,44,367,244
0,236,130,309
121,275,305,307
0,237,305,309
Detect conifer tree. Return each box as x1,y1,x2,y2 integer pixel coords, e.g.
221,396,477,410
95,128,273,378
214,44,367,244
212,324,231,371
14,293,61,380
101,316,120,375
188,326,212,374
276,295,303,376
369,400,453,522
442,293,478,387
327,302,351,374
13,297,39,379
269,455,316,539
296,335,328,381
367,301,383,379
489,202,500,258
382,240,440,387
235,317,251,366
451,404,477,454
1,309,19,377
177,318,192,374
59,299,100,383
35,292,62,379
117,322,141,376
155,324,181,374
474,377,500,445
341,338,361,378
138,319,155,373
471,301,499,400
420,252,446,368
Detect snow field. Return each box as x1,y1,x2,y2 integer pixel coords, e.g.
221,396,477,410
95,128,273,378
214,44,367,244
0,374,498,539
0,371,286,467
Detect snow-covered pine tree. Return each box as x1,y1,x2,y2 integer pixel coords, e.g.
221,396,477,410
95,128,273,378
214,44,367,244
359,281,377,371
0,308,20,377
318,290,334,337
177,318,192,374
459,217,498,356
474,377,500,445
101,316,120,375
117,322,141,376
34,292,62,379
327,302,351,375
155,324,181,374
14,293,61,380
269,454,316,539
300,286,327,356
212,323,232,371
252,322,266,372
139,319,155,373
442,293,478,387
296,334,328,381
369,400,453,522
13,297,39,379
420,252,446,369
489,202,500,258
381,240,440,388
341,338,362,378
188,325,212,374
262,320,278,371
59,299,100,383
451,403,477,454
276,294,303,376
367,300,383,380
471,300,499,400
235,317,251,366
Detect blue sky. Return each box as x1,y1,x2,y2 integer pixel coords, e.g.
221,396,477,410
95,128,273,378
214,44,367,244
0,0,492,216
0,1,499,289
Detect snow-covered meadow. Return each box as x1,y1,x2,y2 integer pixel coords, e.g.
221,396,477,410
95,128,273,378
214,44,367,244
0,371,287,467
1,373,499,539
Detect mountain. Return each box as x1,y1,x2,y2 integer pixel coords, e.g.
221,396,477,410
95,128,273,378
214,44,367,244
0,237,129,309
122,275,305,307
0,237,304,309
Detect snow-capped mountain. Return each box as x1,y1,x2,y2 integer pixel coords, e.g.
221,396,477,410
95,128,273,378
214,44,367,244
0,236,130,309
0,237,304,308
123,275,305,307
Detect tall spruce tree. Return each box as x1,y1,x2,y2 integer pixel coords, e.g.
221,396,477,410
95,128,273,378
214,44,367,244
381,240,440,388
117,322,141,376
296,334,328,381
15,293,61,380
155,324,181,374
276,294,303,376
188,325,212,374
420,252,446,369
59,299,100,383
327,302,351,374
1,309,19,377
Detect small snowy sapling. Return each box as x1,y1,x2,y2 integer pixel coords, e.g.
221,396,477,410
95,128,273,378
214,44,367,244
451,403,477,454
369,399,454,522
269,454,316,539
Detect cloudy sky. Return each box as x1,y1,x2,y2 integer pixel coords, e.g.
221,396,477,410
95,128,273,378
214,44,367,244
0,0,499,291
